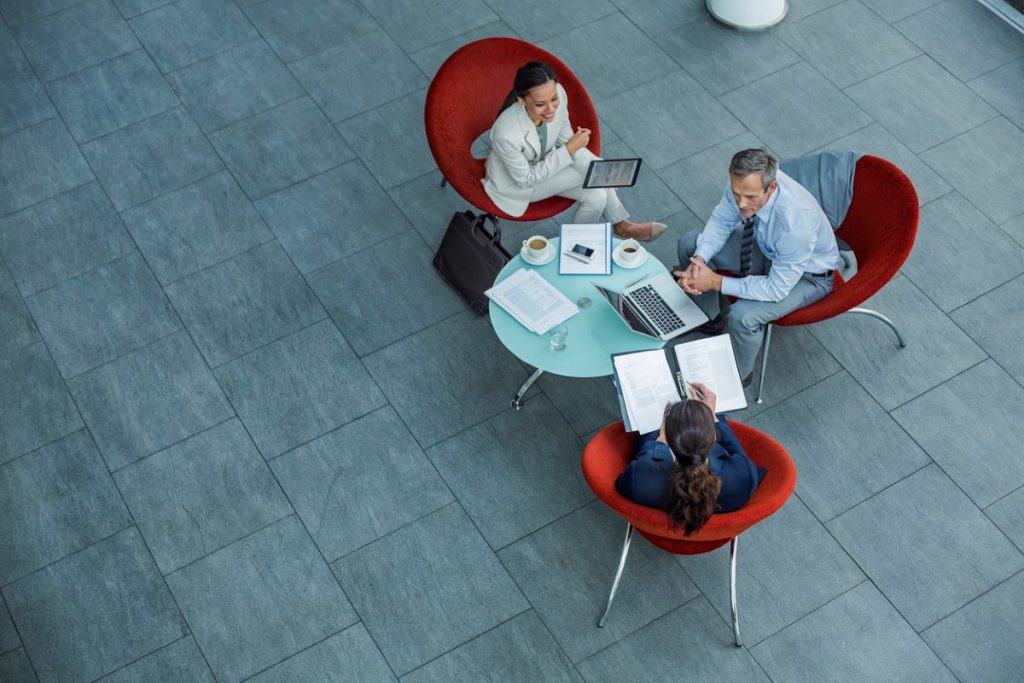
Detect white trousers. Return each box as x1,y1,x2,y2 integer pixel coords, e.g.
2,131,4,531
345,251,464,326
529,154,630,224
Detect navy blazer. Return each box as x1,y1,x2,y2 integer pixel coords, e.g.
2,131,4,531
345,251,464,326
615,418,765,514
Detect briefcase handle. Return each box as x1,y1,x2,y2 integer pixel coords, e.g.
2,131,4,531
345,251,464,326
471,213,502,245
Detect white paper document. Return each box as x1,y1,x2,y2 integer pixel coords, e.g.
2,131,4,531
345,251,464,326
611,334,747,432
673,334,747,413
559,223,612,275
613,350,680,433
486,268,578,334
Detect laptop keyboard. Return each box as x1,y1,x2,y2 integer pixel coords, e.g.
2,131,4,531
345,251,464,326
630,284,684,334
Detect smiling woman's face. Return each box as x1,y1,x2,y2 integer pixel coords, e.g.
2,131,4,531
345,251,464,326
518,79,559,125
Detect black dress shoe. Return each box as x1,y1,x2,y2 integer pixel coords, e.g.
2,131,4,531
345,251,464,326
697,314,728,335
741,373,754,387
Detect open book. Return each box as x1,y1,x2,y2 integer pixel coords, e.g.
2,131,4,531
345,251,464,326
611,334,747,433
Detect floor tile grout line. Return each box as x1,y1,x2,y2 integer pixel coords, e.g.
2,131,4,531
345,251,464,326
235,622,370,682
80,633,203,683
160,513,297,580
889,2,1021,86
106,414,238,476
487,500,626,668
813,441,1022,640
53,356,216,683
240,0,382,69
123,0,267,78
219,402,402,680
743,576,872,652
983,479,1024,513
394,607,539,680
0,522,133,591
913,561,1024,635
836,51,925,92
4,1,1024,678
0,583,43,681
299,224,418,284
571,592,705,667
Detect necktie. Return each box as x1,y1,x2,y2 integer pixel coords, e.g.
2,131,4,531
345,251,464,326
738,215,756,277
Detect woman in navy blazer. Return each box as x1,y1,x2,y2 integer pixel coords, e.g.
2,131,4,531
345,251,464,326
616,384,765,534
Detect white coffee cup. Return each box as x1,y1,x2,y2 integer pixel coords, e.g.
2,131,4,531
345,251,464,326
522,235,549,260
619,239,642,264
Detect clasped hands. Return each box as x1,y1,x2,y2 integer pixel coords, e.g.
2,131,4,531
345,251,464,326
673,256,722,295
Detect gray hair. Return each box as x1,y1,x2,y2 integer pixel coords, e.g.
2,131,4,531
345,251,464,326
729,148,778,190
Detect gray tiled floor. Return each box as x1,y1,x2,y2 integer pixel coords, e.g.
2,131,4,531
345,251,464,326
1,1,1023,681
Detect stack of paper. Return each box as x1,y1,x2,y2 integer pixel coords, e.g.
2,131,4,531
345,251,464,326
486,269,578,334
559,223,612,275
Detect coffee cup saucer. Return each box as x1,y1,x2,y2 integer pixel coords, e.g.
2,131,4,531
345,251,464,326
521,243,556,266
613,244,648,269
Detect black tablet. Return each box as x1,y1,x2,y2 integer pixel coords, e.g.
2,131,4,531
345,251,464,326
582,158,643,188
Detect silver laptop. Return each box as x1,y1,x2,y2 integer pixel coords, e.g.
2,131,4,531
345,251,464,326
592,272,708,341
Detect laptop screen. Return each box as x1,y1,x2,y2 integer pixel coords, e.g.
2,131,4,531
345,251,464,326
591,283,657,338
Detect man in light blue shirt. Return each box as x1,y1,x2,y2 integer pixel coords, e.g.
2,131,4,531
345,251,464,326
676,148,839,381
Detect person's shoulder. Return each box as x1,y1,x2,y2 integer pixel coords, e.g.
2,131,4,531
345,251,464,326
492,103,526,139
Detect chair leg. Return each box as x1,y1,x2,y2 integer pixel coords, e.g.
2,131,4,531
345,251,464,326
440,176,448,188
755,324,773,405
510,367,543,410
598,523,634,628
848,307,906,348
729,536,742,647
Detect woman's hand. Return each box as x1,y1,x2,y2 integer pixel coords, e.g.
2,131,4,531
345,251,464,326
689,382,717,414
566,127,591,155
657,401,673,443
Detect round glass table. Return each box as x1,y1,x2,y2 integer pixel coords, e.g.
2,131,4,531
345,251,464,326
490,237,668,408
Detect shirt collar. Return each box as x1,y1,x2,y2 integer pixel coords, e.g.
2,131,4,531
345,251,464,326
753,179,782,227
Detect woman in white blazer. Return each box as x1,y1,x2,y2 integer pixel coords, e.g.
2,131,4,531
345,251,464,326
482,62,665,241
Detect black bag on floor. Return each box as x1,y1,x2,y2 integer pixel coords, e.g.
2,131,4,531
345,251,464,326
432,211,512,314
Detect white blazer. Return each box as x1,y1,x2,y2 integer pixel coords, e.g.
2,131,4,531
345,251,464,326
483,83,589,217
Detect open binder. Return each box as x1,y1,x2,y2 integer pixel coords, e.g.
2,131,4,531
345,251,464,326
611,334,747,433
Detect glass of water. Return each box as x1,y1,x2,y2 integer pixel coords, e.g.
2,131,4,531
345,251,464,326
549,325,569,352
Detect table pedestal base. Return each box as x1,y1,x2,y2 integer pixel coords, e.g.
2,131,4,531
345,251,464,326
510,367,544,410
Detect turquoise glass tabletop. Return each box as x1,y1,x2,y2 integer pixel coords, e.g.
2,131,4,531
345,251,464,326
490,237,667,378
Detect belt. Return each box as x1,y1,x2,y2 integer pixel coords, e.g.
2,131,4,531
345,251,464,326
809,270,834,278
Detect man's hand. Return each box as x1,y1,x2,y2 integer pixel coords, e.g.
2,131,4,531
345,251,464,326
674,256,706,295
674,256,722,294
688,257,723,293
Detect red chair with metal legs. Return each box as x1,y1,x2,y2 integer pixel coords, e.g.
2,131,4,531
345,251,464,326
424,37,601,222
754,154,919,403
581,420,797,646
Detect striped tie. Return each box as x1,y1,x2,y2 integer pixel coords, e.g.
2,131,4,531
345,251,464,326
738,215,756,277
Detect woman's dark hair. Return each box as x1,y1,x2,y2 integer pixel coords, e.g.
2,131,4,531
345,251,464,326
497,61,559,117
663,400,721,535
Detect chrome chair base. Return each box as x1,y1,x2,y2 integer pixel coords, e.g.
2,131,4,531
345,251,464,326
597,524,633,628
510,367,543,410
598,523,742,648
755,307,906,404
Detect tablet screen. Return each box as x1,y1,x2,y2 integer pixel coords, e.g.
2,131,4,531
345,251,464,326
583,158,643,188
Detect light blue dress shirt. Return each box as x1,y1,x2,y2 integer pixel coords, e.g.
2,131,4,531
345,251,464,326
694,170,839,302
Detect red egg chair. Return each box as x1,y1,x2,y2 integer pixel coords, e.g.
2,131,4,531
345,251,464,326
582,420,797,646
424,37,601,222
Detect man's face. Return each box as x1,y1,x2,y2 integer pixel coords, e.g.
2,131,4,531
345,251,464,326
730,172,777,218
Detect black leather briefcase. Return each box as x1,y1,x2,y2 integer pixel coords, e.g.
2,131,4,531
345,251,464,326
432,211,512,315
